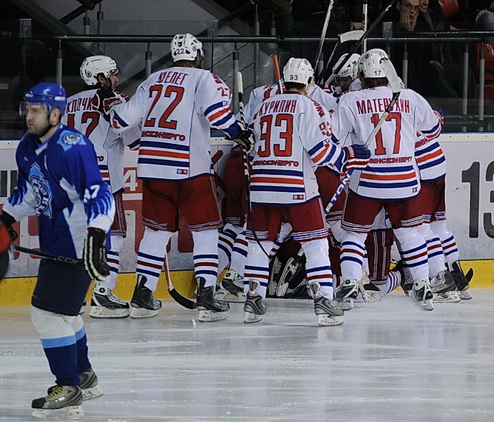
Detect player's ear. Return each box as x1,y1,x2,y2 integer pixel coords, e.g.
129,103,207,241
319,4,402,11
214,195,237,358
48,107,61,125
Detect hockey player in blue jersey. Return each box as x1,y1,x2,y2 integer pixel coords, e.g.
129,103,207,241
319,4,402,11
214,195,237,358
0,82,115,418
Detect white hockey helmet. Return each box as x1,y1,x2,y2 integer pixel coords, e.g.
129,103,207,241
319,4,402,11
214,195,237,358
171,33,204,62
358,48,389,78
80,55,118,86
282,58,314,86
333,53,360,79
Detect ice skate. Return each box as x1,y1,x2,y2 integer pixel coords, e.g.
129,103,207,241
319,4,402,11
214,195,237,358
215,270,246,303
130,275,162,319
89,284,130,318
450,261,473,300
80,368,104,400
411,280,434,311
243,280,267,323
275,252,304,297
32,385,83,419
429,270,456,294
334,278,358,309
433,289,461,303
197,277,229,322
311,282,344,326
78,301,86,315
268,256,283,296
392,260,413,296
359,276,381,302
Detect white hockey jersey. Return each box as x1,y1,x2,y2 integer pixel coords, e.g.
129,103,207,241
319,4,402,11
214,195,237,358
332,85,441,200
63,89,140,193
109,67,239,181
244,83,337,121
249,91,347,205
415,136,446,181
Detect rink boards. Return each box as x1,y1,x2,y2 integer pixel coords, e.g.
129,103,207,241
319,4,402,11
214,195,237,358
0,133,493,305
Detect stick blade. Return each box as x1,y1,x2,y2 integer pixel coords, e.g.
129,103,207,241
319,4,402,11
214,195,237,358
381,57,401,95
236,71,243,95
169,288,197,309
339,29,364,43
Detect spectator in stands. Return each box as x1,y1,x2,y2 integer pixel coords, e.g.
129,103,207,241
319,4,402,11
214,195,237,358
386,0,460,99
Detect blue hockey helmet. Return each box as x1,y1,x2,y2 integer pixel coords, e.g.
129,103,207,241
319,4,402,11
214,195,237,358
23,82,67,116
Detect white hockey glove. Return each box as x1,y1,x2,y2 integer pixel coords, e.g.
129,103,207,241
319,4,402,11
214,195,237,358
343,144,371,171
83,228,110,281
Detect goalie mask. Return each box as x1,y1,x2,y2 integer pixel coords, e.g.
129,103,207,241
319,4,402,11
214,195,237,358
282,58,314,87
80,55,119,86
171,33,204,62
358,48,390,79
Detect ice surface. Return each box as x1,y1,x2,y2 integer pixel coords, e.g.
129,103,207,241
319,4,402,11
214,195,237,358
1,290,494,421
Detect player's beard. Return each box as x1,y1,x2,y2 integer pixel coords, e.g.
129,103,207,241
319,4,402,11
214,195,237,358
28,118,52,139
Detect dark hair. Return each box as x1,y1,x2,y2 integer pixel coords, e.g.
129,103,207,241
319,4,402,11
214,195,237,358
362,77,389,89
284,81,306,90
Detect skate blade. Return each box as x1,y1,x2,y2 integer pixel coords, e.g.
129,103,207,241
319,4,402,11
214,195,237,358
433,291,461,303
198,310,228,322
244,311,263,323
82,385,104,401
89,306,130,319
362,291,381,303
129,307,159,319
332,299,353,311
421,298,434,311
317,314,344,326
459,289,472,300
32,405,84,419
215,289,246,303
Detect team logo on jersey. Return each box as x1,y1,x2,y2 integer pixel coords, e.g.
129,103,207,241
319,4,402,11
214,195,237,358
58,131,86,151
177,169,188,175
293,194,305,201
63,132,82,145
29,163,52,218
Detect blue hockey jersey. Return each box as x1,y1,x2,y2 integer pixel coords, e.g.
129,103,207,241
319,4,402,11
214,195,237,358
3,124,115,259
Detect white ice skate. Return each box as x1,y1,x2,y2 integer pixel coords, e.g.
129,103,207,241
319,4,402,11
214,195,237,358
215,270,246,303
411,280,434,311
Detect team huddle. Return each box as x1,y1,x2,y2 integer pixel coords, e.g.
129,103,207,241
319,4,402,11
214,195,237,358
0,32,472,418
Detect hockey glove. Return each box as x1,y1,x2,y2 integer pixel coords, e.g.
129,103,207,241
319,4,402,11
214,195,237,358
343,144,371,171
235,128,255,152
0,211,17,244
83,228,110,281
91,87,122,121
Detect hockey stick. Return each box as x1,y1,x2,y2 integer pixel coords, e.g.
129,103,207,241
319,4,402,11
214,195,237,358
318,30,364,84
271,55,284,94
13,245,84,266
325,57,401,213
164,253,197,309
318,0,398,84
314,0,335,70
236,71,270,258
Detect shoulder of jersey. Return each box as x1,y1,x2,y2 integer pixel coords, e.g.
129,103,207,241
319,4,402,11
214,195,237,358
57,127,88,150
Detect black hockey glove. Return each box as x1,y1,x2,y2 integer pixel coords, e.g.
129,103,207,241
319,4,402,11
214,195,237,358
343,144,371,171
0,211,17,243
91,87,122,121
83,228,110,281
235,128,254,152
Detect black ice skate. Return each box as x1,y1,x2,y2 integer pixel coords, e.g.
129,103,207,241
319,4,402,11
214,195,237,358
197,277,229,322
311,282,344,326
130,275,162,319
450,261,473,300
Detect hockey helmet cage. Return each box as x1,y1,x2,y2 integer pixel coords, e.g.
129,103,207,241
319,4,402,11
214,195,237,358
358,48,390,78
171,33,204,62
22,82,67,116
282,58,314,86
80,55,118,86
333,53,360,79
